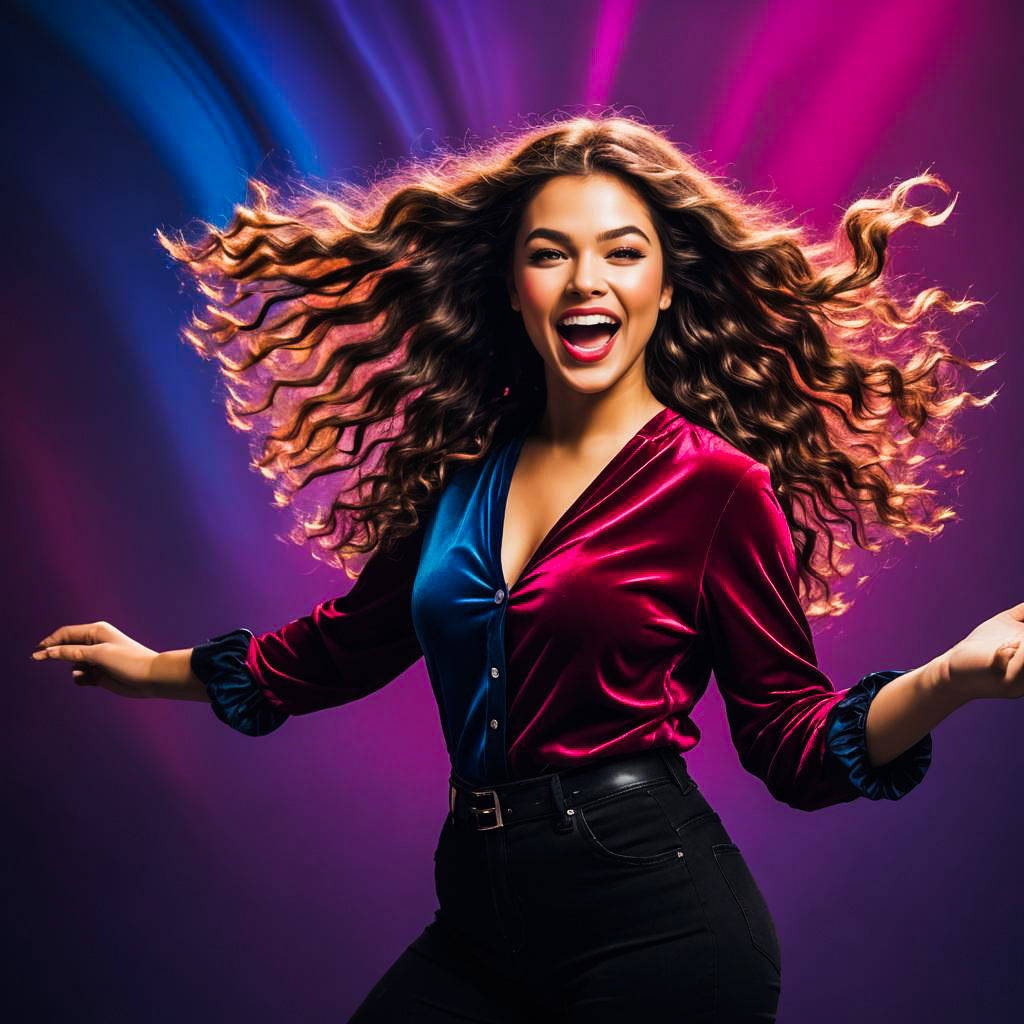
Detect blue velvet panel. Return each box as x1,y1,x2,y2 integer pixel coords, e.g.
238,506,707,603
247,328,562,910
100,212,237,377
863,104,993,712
825,669,932,800
190,628,289,737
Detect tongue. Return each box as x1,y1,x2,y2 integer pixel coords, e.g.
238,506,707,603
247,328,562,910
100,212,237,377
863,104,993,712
561,324,617,347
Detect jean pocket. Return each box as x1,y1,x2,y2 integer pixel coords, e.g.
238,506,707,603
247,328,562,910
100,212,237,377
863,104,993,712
712,843,782,974
573,782,687,867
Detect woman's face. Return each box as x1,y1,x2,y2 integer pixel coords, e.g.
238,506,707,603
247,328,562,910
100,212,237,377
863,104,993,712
507,172,673,402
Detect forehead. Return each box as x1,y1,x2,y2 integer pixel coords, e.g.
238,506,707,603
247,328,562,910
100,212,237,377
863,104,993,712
516,173,653,235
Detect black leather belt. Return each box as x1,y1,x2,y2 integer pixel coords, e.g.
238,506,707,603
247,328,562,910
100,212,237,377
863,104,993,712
448,747,692,831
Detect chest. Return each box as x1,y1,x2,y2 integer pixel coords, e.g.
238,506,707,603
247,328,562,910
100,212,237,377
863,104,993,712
409,425,711,683
500,438,622,594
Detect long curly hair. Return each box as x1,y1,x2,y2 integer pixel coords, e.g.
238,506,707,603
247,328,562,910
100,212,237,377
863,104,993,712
158,112,996,618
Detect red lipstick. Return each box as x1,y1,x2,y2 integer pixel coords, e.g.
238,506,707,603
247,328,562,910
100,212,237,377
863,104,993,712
555,306,622,364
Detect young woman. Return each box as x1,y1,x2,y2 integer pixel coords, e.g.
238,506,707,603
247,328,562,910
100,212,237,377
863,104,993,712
32,114,1023,1022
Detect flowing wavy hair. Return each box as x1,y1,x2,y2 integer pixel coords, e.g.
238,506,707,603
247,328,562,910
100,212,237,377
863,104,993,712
158,113,996,618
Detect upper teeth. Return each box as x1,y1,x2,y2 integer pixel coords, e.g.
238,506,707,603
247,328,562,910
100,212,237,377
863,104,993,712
558,314,619,327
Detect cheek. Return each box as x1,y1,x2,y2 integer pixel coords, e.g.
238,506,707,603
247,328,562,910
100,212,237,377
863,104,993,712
626,267,666,309
518,272,557,316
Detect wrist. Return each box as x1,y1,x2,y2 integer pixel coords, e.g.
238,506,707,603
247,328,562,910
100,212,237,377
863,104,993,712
147,648,209,702
927,650,974,708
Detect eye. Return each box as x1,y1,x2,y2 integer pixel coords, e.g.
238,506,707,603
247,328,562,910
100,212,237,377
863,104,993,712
526,246,646,263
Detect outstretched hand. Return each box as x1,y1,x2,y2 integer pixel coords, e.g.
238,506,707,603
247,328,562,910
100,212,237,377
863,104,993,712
943,601,1024,701
30,621,158,699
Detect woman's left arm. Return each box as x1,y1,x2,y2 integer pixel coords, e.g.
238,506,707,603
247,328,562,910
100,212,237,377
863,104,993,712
698,460,1018,811
864,603,1024,766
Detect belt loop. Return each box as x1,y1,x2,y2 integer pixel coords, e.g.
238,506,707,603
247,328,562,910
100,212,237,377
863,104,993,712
658,746,693,795
548,772,574,832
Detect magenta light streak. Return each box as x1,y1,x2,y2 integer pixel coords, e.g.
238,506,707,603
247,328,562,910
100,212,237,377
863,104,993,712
585,0,640,107
703,0,833,168
706,0,969,211
764,0,965,205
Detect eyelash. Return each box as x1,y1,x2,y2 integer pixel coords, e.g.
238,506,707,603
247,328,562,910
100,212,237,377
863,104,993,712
527,247,645,263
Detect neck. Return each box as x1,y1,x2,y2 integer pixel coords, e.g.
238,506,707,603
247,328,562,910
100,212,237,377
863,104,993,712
533,379,666,449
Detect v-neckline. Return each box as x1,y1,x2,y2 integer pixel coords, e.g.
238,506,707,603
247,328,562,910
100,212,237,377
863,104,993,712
497,404,677,595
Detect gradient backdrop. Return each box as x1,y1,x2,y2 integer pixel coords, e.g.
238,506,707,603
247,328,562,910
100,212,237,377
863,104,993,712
6,0,1023,1020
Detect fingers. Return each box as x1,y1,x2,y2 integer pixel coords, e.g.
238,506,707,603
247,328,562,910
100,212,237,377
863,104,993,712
33,638,106,687
31,643,100,663
32,625,115,689
33,622,113,655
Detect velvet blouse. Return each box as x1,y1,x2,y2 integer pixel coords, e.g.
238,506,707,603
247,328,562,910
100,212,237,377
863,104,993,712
191,405,932,811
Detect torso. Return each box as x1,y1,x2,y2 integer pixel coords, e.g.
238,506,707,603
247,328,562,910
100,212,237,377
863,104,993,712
500,405,667,591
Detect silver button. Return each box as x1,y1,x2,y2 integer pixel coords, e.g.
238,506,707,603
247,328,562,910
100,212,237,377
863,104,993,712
494,588,505,603
489,718,499,729
490,666,499,678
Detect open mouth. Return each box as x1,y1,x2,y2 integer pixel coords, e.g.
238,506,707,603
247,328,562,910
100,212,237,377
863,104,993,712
556,313,621,356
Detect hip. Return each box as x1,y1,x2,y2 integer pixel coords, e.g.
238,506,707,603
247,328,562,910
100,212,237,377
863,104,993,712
435,746,782,1015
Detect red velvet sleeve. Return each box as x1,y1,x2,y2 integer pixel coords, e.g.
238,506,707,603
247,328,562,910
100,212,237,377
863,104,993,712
243,521,426,717
697,463,863,812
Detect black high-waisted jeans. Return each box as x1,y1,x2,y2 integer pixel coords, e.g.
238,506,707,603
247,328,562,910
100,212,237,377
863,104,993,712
348,747,781,1022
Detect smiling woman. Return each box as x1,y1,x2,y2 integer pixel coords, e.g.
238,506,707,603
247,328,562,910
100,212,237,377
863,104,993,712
152,114,988,619
35,112,1016,1022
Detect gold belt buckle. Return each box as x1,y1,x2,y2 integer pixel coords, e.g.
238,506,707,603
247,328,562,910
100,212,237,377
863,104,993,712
469,788,504,830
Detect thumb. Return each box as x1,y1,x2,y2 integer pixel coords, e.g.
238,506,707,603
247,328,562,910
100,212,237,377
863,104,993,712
71,664,104,687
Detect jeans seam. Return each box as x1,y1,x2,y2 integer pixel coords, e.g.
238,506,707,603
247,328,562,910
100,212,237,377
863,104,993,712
683,843,720,1019
712,845,781,975
673,809,721,837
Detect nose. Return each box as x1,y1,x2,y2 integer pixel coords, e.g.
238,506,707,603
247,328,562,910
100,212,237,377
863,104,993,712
567,251,605,296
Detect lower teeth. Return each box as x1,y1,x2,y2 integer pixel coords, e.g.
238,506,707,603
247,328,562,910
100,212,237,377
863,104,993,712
564,331,616,351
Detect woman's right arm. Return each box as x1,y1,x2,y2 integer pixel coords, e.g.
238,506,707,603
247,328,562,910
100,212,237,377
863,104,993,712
32,517,429,730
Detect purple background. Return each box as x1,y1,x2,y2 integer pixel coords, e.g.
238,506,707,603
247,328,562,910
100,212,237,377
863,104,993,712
6,0,1022,1019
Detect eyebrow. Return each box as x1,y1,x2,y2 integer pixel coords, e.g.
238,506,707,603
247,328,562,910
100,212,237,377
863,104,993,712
523,224,652,246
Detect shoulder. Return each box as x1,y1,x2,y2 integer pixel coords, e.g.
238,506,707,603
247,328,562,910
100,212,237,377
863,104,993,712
649,412,769,502
648,415,791,565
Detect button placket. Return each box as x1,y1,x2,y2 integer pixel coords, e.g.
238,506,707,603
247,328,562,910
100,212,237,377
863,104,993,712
485,584,509,780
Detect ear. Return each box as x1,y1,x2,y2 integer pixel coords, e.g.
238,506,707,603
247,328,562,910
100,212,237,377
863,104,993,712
507,273,520,312
659,279,673,311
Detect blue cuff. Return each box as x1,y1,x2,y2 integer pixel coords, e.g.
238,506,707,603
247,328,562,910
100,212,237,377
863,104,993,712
190,628,289,737
826,669,932,800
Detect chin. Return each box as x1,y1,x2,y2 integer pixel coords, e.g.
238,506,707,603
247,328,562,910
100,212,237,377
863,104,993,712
553,368,624,395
